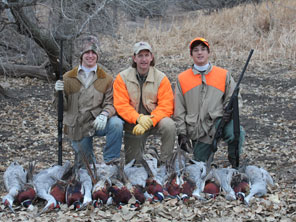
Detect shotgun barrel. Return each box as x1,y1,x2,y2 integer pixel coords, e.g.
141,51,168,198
209,49,254,167
58,40,64,165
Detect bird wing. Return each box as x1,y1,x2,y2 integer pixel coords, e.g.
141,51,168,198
4,162,27,192
260,168,274,187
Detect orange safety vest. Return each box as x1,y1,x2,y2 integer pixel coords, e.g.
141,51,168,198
178,66,227,95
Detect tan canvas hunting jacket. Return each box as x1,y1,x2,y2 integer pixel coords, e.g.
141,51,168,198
113,66,174,126
54,66,115,141
174,63,242,144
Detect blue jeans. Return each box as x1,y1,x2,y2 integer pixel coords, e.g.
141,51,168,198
72,116,123,165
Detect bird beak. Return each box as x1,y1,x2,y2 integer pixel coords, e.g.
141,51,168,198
4,200,15,213
7,204,15,213
78,201,90,211
35,202,55,217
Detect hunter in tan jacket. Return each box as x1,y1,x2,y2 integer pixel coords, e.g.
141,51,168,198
113,41,176,164
54,35,123,166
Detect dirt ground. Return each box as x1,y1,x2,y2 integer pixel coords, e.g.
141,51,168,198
0,58,295,221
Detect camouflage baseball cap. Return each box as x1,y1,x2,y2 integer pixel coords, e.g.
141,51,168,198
80,35,99,57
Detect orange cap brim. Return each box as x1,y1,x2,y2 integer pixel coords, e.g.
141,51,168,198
189,37,209,50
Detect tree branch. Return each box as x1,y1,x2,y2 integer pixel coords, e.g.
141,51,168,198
0,0,37,10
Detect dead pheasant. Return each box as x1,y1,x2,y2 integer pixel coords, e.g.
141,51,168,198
184,159,208,200
108,159,133,207
65,166,93,211
123,159,149,206
203,181,220,198
49,164,74,207
142,154,167,203
242,165,274,205
231,172,250,201
131,185,146,207
2,161,27,213
180,173,196,201
164,148,188,201
165,173,181,198
49,180,67,205
66,176,83,210
34,161,71,216
15,161,37,211
206,168,238,201
90,162,118,207
108,182,132,207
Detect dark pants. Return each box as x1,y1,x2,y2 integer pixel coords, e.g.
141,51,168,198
193,119,245,162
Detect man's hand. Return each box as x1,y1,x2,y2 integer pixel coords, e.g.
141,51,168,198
93,114,108,131
178,134,192,153
55,80,64,91
137,114,154,131
132,124,146,136
222,108,233,123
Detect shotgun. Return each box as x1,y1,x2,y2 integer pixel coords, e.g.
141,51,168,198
209,49,254,168
58,40,64,165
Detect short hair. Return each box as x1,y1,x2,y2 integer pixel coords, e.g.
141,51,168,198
131,53,155,68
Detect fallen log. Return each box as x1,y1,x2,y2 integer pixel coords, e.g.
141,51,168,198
0,62,53,81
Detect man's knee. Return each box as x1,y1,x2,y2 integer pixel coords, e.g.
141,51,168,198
158,117,176,134
193,142,212,162
108,116,124,131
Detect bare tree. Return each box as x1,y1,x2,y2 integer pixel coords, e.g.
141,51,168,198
1,0,113,80
0,0,171,85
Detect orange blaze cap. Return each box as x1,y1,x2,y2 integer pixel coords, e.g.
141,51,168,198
189,37,210,51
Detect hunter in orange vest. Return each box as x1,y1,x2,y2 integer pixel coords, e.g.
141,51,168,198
174,37,245,167
113,42,175,165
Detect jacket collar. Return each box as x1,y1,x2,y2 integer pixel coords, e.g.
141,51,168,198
65,65,106,79
146,67,155,82
127,67,155,84
192,63,213,75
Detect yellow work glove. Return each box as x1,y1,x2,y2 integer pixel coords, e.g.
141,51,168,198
132,124,146,136
137,114,154,131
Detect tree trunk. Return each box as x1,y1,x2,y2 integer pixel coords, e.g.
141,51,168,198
0,63,51,80
9,3,70,76
0,85,8,98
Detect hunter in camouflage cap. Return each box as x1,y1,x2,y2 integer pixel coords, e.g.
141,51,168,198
79,35,100,61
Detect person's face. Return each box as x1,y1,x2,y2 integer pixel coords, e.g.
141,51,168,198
191,44,210,66
81,50,98,68
133,50,153,74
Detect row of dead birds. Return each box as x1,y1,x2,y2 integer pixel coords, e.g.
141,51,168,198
2,148,274,216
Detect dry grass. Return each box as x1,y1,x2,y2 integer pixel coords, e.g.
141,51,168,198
103,0,296,70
